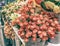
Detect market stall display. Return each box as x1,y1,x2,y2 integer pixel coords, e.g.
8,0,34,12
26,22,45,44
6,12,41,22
12,1,60,42
1,0,60,46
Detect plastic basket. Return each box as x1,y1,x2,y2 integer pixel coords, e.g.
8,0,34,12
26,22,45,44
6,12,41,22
49,14,60,44
13,27,46,46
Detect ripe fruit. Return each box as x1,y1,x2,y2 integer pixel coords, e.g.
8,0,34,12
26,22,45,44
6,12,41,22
32,37,36,41
35,0,43,4
11,0,60,42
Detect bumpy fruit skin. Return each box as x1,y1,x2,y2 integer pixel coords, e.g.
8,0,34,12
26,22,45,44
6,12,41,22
24,38,29,42
35,0,43,4
4,22,15,40
32,37,36,41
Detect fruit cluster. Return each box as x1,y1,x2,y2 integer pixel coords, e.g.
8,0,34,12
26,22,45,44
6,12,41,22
4,22,15,40
11,1,60,42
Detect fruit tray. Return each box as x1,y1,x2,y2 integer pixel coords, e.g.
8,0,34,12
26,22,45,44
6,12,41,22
13,27,46,46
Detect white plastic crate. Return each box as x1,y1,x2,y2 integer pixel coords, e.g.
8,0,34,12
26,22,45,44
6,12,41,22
13,14,60,46
13,27,46,46
49,14,60,44
47,14,60,46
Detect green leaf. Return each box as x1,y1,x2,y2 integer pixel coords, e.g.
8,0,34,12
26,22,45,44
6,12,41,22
37,24,42,26
15,24,20,29
40,2,53,12
26,17,30,22
27,11,31,15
